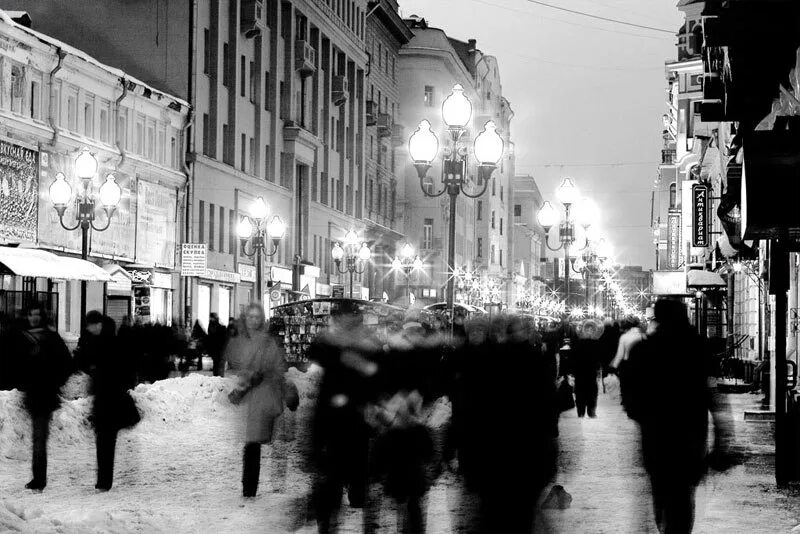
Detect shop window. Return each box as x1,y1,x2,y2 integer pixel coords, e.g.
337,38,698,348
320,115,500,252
423,218,433,249
424,85,434,107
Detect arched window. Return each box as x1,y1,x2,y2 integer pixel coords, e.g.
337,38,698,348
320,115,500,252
669,182,677,208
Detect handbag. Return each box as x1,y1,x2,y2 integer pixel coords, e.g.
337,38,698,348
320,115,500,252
557,378,575,413
118,392,141,429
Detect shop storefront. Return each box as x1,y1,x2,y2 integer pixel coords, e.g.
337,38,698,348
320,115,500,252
103,264,133,326
236,263,256,316
130,269,174,325
197,268,239,328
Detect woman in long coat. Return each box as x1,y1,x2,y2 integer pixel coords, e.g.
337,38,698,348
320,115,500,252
224,303,287,498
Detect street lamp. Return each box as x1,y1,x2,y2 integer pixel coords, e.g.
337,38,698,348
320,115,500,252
537,179,596,306
408,83,504,315
49,147,122,330
332,229,371,298
391,242,423,302
238,196,286,303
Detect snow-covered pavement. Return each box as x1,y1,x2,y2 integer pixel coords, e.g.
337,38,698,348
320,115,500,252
1,373,798,533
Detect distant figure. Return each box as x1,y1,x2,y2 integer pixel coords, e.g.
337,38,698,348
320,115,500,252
570,319,604,418
625,300,735,534
76,311,138,491
18,304,73,491
224,303,288,498
206,313,227,377
190,320,207,371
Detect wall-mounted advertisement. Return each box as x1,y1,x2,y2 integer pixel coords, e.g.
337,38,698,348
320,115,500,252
0,137,38,242
136,180,177,268
667,211,681,270
38,151,135,259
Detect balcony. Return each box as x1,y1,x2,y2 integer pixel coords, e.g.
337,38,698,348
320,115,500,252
377,113,392,138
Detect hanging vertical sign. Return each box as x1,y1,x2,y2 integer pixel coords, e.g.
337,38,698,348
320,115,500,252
667,211,681,269
692,183,710,247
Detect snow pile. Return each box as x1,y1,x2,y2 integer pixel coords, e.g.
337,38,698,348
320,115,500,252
0,499,167,534
61,372,92,400
425,397,452,429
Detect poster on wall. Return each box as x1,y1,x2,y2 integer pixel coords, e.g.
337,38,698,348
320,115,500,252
0,137,38,242
38,151,135,258
136,180,177,268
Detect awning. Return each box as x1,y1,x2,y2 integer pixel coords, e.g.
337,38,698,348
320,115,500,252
0,247,112,282
687,269,726,288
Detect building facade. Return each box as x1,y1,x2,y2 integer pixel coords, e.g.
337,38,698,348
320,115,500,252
510,174,547,309
0,11,189,338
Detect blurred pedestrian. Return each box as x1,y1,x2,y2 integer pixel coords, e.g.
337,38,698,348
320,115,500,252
191,319,207,371
625,299,735,534
372,390,434,534
18,304,73,491
207,313,227,377
224,302,288,498
306,300,382,533
77,311,139,491
570,319,604,418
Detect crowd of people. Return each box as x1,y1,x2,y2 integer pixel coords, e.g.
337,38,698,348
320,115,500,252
0,298,738,534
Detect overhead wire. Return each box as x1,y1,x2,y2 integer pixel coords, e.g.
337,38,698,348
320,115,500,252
523,0,675,34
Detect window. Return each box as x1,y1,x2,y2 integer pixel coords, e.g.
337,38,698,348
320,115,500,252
222,124,232,165
424,85,434,107
199,200,206,243
477,200,483,220
491,210,495,229
391,58,395,81
202,114,210,155
264,71,271,110
133,117,143,154
491,245,496,264
249,137,255,174
203,29,210,74
157,128,165,164
378,44,382,69
219,206,226,253
222,43,230,87
500,185,504,201
83,101,93,137
693,100,702,114
264,144,272,181
117,112,127,149
249,61,257,104
477,238,483,258
500,218,503,236
170,134,178,169
209,203,215,251
492,178,496,196
423,218,433,249
241,133,246,171
10,65,24,114
500,249,503,267
67,92,77,131
240,55,246,97
99,108,108,142
669,182,677,208
30,81,41,119
279,81,287,119
146,124,155,159
229,210,236,254
514,204,522,217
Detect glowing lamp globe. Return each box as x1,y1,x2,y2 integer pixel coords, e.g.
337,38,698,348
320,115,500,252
49,172,72,207
75,147,98,181
400,242,414,259
331,243,344,261
473,121,504,165
441,84,472,129
412,256,423,270
391,257,402,271
556,177,579,206
266,215,286,240
98,174,122,208
344,229,359,247
408,120,439,164
237,217,254,239
251,197,269,220
358,243,372,261
537,201,560,229
733,262,743,273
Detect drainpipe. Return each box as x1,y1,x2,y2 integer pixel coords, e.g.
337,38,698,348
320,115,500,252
48,48,66,146
114,78,129,169
182,108,195,326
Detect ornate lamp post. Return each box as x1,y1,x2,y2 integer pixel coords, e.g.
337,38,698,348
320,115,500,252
408,83,505,314
391,242,423,302
332,229,371,299
537,180,597,306
49,147,122,330
237,197,286,304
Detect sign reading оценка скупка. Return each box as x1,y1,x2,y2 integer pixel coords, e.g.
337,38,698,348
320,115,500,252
0,137,38,242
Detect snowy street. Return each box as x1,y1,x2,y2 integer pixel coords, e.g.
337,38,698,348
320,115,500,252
1,372,798,533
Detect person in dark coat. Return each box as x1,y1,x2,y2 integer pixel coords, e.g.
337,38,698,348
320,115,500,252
76,311,138,491
18,304,73,491
625,300,735,534
306,300,382,533
570,319,604,418
206,313,227,377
